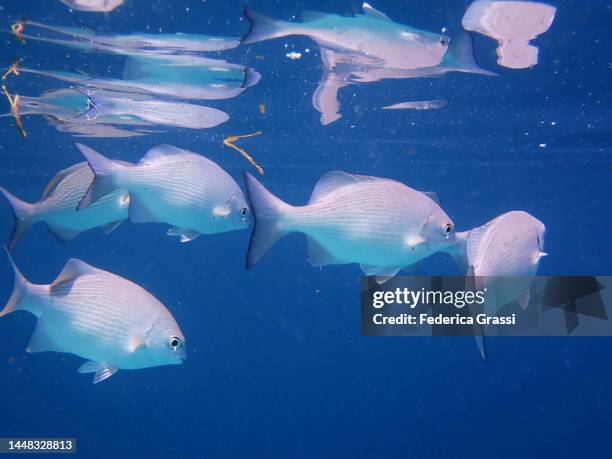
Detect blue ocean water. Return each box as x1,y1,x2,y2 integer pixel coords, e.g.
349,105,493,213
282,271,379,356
0,0,610,457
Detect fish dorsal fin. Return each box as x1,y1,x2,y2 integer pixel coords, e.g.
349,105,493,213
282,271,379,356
302,11,327,22
309,171,393,204
41,162,88,199
362,2,391,21
52,258,99,290
422,191,441,206
139,144,189,165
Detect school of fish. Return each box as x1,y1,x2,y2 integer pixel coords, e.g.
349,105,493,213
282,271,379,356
1,1,556,381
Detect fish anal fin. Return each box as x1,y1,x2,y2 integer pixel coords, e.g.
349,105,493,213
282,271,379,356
302,11,327,22
101,220,123,234
307,237,341,267
129,196,158,224
27,320,62,353
47,223,81,243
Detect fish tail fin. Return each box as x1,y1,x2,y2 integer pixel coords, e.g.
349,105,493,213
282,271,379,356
447,31,498,76
1,247,29,317
241,6,295,44
75,143,124,210
0,186,36,251
244,172,292,269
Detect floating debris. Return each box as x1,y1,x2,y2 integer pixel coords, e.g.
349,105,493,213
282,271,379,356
2,85,27,138
286,51,302,60
223,131,264,175
382,99,448,110
2,58,22,81
11,21,25,43
258,103,266,115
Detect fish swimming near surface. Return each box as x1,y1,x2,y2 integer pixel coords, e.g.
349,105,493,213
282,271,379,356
242,2,450,70
17,20,240,56
76,143,250,241
0,160,131,250
312,31,495,124
18,54,261,101
244,171,465,281
462,210,547,358
0,251,186,383
59,0,124,13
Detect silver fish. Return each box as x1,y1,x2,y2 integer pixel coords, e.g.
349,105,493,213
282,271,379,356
461,210,547,359
0,160,131,250
59,0,123,13
77,143,250,241
242,3,450,70
244,171,463,281
19,20,240,55
1,251,185,383
382,99,448,110
466,210,547,309
313,31,496,124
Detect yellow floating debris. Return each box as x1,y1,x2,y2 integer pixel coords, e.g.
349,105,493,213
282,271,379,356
2,58,22,81
258,103,266,115
223,131,263,175
2,85,27,138
11,21,25,43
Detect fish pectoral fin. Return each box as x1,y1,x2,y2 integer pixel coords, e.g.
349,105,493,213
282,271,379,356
517,289,530,310
26,320,62,353
78,361,118,384
362,2,392,21
167,227,200,243
47,224,81,243
100,220,123,234
129,196,158,224
127,329,147,353
360,265,401,284
213,205,231,217
307,237,341,267
406,235,426,250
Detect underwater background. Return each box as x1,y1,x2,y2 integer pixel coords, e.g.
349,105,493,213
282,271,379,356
0,0,610,457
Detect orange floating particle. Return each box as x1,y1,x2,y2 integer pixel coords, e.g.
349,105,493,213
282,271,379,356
11,21,25,43
2,58,22,81
258,103,266,115
223,131,263,175
2,85,27,138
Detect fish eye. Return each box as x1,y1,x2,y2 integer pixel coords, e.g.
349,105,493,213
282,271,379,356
240,207,248,217
444,223,453,234
439,37,448,47
169,336,181,350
